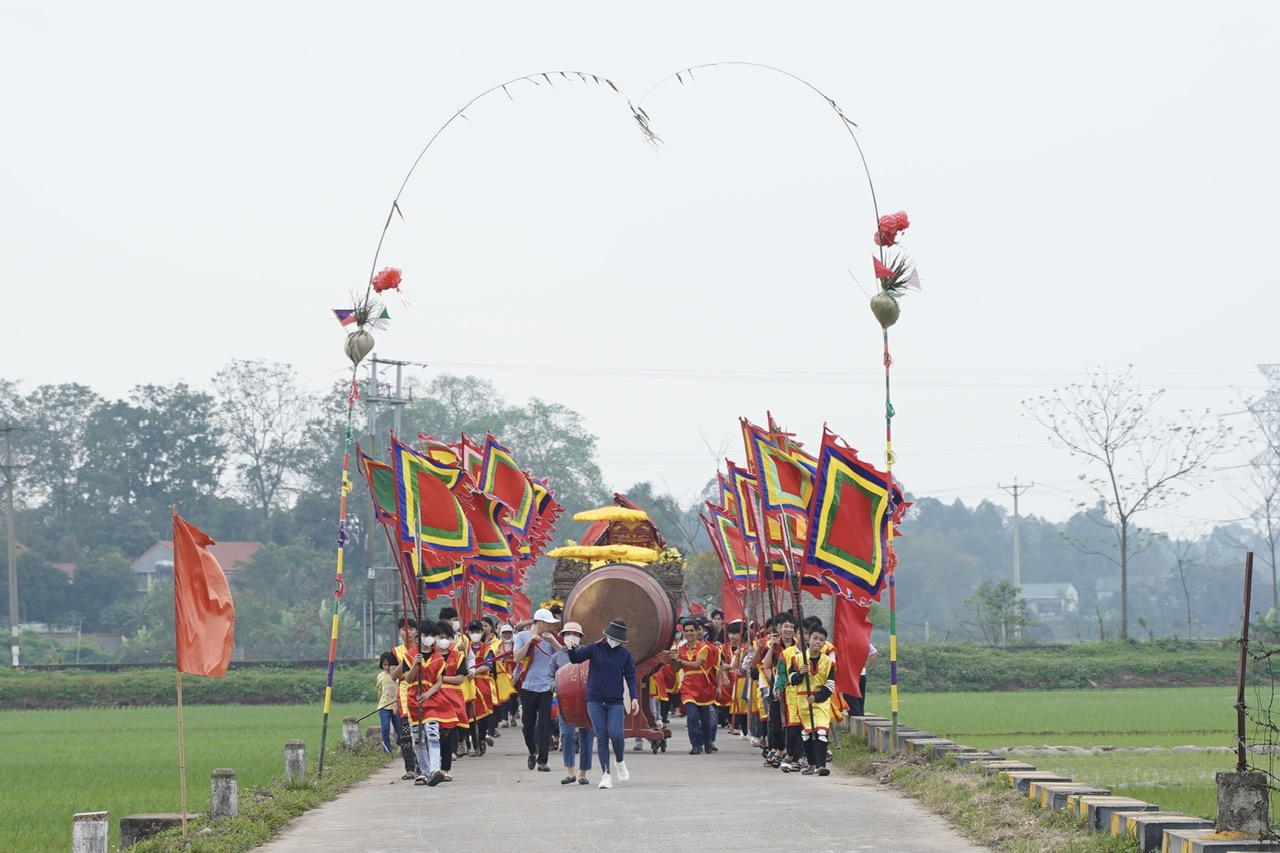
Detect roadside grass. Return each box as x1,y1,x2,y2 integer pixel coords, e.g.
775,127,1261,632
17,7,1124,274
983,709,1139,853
864,687,1264,820
834,738,1140,853
881,687,1238,748
130,738,389,852
4,703,379,851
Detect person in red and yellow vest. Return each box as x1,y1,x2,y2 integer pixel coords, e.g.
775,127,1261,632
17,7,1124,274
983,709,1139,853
403,621,463,786
463,619,494,756
669,619,718,754
388,617,420,779
436,621,470,780
782,624,837,776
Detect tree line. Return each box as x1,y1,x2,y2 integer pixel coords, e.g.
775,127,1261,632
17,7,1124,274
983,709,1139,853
1,363,1276,661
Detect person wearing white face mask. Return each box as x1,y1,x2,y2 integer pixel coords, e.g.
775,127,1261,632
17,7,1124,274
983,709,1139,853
566,618,639,789
549,621,595,785
513,608,564,772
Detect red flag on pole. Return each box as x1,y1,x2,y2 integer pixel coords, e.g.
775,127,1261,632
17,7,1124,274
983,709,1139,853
720,573,745,625
172,513,235,678
512,589,532,624
833,594,873,700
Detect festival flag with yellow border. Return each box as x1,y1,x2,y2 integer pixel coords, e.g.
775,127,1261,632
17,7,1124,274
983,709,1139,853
479,434,536,539
803,429,906,600
391,437,475,559
703,504,759,589
744,419,814,521
481,583,513,617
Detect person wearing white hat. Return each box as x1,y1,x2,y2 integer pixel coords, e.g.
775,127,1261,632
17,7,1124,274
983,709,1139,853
549,621,596,785
567,618,639,789
513,608,563,772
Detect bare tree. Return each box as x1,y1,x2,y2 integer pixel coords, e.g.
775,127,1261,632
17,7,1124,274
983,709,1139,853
1168,533,1206,641
1024,367,1231,639
1238,365,1280,607
212,359,316,519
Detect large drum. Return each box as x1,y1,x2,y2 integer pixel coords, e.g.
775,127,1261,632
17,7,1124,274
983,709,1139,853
555,562,675,745
563,562,676,671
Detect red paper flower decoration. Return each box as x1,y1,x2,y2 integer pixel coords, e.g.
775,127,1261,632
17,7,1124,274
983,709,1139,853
873,210,911,247
371,267,402,294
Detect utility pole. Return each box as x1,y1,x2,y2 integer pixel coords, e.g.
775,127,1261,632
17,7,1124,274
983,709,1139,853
998,478,1034,589
999,478,1033,641
3,424,25,667
361,355,418,657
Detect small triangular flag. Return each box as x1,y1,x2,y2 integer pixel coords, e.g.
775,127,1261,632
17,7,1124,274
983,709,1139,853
873,257,896,279
904,268,922,291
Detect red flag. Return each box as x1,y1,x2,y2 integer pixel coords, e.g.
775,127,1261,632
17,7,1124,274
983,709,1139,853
720,574,745,625
873,256,896,279
512,589,532,624
833,594,873,700
172,513,235,678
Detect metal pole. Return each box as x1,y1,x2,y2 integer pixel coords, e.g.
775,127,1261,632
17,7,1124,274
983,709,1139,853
1236,551,1253,773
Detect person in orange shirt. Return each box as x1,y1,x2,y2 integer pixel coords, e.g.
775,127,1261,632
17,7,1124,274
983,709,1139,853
403,621,454,786
435,621,470,781
670,619,718,754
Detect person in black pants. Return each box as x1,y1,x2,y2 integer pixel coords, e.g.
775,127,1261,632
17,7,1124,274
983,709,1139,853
513,608,564,772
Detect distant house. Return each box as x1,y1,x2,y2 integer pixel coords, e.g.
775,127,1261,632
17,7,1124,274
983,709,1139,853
1018,583,1079,619
130,540,264,592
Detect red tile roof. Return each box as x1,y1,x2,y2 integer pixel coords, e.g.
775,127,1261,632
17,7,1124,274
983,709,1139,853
156,541,263,572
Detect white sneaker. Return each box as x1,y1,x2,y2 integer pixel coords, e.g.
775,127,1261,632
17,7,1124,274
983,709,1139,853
615,761,629,782
599,772,613,789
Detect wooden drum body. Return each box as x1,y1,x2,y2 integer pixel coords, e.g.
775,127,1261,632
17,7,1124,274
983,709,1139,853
555,562,675,746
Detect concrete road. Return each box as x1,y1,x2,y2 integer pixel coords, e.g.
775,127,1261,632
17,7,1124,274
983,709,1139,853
256,730,991,852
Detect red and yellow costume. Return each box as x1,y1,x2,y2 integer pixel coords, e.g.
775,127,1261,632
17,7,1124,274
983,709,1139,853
678,640,717,706
406,651,456,726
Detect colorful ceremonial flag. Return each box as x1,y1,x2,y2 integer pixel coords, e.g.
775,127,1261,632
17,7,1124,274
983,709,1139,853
744,420,814,520
457,434,485,488
333,308,356,327
479,434,536,538
704,506,758,587
804,429,906,600
420,561,466,592
481,584,513,617
833,594,874,699
726,462,759,542
392,437,475,558
356,445,398,522
172,512,235,678
459,490,515,567
418,433,460,466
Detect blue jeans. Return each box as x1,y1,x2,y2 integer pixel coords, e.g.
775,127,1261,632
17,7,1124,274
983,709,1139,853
411,720,441,776
379,709,399,754
586,700,626,773
560,717,595,771
684,702,715,750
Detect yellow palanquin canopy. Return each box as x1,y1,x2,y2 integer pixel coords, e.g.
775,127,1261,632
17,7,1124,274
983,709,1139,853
571,507,651,523
545,544,661,564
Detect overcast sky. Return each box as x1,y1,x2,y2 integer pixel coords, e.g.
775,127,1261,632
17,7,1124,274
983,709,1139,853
3,2,1276,538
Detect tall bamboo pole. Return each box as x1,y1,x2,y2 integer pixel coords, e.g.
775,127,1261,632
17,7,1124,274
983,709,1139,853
882,328,900,750
318,373,360,778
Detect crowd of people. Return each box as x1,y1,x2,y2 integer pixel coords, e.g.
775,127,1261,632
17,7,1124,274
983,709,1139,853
373,602,874,788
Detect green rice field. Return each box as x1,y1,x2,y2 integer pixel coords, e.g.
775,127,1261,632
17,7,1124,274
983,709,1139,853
4,702,367,851
869,687,1279,819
